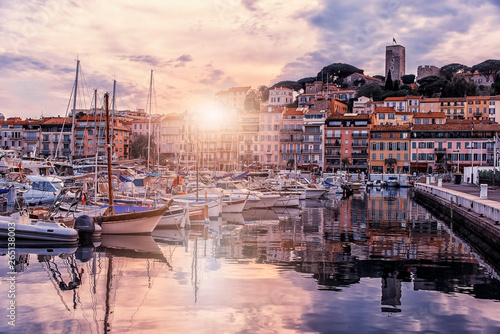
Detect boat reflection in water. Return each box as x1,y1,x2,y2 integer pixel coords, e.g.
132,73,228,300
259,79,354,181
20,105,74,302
1,187,500,333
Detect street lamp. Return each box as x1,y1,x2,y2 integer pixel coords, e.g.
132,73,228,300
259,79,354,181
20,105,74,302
453,149,460,173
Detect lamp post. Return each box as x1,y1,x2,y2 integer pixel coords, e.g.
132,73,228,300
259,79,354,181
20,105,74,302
453,149,459,173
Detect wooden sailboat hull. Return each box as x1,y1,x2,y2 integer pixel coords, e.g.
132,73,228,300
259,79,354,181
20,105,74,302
96,205,170,234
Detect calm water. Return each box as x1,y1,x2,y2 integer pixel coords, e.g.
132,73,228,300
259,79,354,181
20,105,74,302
1,188,500,333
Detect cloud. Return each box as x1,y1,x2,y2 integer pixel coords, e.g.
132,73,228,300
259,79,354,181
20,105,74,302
117,54,193,68
0,53,74,74
241,0,259,11
275,0,500,83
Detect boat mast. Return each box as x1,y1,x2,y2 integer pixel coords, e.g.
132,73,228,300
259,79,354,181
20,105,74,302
110,80,116,161
70,59,80,164
147,70,153,170
94,89,99,202
105,93,114,213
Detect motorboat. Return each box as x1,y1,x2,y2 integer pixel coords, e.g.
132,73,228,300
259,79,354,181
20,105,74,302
385,176,400,188
0,211,78,244
215,180,280,209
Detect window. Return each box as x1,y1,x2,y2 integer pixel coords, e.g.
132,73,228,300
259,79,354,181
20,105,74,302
379,114,386,120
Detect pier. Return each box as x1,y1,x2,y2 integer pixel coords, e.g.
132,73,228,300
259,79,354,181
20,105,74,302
413,182,500,267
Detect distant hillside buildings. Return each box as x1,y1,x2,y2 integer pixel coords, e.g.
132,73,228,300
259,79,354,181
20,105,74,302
3,42,500,175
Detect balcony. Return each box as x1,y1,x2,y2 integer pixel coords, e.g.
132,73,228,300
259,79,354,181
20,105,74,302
434,148,447,153
351,133,369,139
302,149,322,154
352,153,368,158
352,143,368,148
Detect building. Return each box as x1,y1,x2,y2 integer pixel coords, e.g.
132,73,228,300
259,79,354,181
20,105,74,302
385,44,405,84
325,113,371,173
370,124,411,173
258,106,283,168
268,87,295,107
280,107,304,167
215,86,252,112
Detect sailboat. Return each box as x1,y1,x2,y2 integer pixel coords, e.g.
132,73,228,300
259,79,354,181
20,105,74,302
83,93,170,234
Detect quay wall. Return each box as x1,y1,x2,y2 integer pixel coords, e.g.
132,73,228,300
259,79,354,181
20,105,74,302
413,183,500,255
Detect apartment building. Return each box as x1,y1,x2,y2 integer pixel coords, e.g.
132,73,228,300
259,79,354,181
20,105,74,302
324,113,371,172
280,107,304,167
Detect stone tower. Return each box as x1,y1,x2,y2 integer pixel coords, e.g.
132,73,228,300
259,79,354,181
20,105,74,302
385,44,405,84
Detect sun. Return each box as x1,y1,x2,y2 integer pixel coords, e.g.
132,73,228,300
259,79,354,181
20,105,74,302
199,106,225,129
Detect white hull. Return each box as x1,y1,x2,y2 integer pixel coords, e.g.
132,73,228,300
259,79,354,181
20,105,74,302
244,194,280,209
299,189,326,199
88,205,170,234
0,217,78,244
157,210,186,228
100,214,163,234
222,198,247,213
274,195,300,207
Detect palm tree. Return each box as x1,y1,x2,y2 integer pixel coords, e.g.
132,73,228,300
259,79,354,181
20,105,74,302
341,158,351,172
385,158,397,173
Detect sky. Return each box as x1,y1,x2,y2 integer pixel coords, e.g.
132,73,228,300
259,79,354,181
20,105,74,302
1,0,500,119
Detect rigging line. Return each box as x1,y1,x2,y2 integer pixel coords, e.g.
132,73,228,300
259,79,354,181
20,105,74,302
56,81,76,156
39,260,72,313
124,261,166,333
77,63,92,111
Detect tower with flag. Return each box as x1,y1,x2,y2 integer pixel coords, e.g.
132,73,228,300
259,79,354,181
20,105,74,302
385,40,405,84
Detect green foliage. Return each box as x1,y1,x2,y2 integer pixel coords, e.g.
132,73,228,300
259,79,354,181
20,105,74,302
478,169,500,184
440,63,471,80
353,78,366,87
491,74,500,95
373,75,385,81
341,158,350,170
393,80,400,91
417,75,448,97
381,89,411,100
269,81,303,92
130,134,156,159
297,77,316,88
244,91,260,111
441,74,477,97
355,83,384,100
385,70,393,90
401,74,415,85
316,63,364,84
471,59,500,74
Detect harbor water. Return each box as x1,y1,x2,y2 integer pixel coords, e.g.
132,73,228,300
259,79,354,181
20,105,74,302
1,188,500,333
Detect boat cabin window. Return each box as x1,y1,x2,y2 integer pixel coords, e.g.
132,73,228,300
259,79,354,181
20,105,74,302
31,181,57,192
133,179,145,187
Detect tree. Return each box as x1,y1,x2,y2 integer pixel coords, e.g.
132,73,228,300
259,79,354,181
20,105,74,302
417,75,448,97
491,74,500,95
373,75,385,81
297,77,316,90
384,158,397,173
385,70,393,90
353,78,366,87
471,59,500,75
257,85,268,102
401,74,415,85
130,134,156,159
244,90,260,111
440,63,471,80
441,74,477,97
341,158,351,171
356,83,384,101
316,63,364,85
393,80,400,91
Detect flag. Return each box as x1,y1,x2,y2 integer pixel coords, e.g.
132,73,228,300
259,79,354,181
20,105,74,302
393,37,397,44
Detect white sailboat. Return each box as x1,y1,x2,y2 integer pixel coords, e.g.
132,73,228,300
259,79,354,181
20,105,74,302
84,93,170,234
